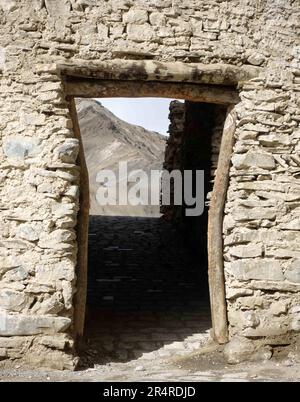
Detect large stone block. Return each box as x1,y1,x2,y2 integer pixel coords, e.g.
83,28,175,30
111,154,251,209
230,244,263,258
34,261,75,284
232,208,277,221
280,219,300,231
232,151,276,170
0,312,71,336
3,137,41,161
228,259,284,281
21,113,46,127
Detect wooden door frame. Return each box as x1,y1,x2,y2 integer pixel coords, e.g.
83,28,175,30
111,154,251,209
59,59,260,346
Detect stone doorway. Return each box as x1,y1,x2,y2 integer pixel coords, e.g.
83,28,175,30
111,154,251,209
74,97,228,365
78,98,215,364
63,61,240,357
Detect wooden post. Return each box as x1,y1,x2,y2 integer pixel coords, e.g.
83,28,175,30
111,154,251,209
208,107,236,344
69,98,90,346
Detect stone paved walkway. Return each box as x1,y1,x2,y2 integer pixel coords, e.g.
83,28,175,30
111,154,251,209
1,346,300,382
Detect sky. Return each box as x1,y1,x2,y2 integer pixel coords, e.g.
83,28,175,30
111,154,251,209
97,98,182,136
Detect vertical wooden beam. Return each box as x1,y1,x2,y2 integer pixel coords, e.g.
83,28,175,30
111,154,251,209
69,98,90,345
208,107,236,344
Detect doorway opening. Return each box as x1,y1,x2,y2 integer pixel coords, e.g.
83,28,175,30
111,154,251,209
71,93,229,365
61,60,244,363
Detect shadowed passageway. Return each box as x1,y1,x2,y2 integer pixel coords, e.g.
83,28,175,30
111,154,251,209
83,216,211,365
87,216,209,311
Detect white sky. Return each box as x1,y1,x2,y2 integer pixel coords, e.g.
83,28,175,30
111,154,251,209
97,98,182,136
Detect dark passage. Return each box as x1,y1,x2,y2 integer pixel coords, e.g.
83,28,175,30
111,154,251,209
83,216,211,366
87,216,209,311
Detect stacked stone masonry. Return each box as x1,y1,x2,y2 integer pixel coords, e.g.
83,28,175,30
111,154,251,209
0,0,300,368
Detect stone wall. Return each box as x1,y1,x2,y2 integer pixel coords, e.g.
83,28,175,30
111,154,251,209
0,0,299,367
161,100,185,221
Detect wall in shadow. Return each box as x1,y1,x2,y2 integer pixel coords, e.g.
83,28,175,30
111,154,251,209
87,215,209,312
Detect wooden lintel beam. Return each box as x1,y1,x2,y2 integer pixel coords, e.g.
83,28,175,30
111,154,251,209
65,79,240,105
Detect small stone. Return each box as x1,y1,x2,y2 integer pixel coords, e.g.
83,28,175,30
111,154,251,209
224,336,272,364
224,337,255,364
44,0,71,17
0,348,8,360
149,12,166,26
226,288,254,300
127,24,154,42
0,0,17,12
291,319,300,332
61,280,73,310
38,229,75,248
0,257,21,274
36,293,65,315
0,47,5,71
285,259,300,283
17,224,40,242
40,335,68,350
270,301,288,316
247,52,266,66
0,289,28,312
123,9,148,24
135,365,145,371
97,23,109,39
55,139,79,163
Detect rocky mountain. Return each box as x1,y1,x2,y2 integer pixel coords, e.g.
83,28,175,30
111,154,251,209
76,99,167,216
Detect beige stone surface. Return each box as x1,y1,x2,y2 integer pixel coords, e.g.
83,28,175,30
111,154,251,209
0,0,299,369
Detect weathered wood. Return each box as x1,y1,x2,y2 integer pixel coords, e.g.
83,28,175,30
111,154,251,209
65,79,240,105
57,59,261,86
69,98,90,345
208,107,237,344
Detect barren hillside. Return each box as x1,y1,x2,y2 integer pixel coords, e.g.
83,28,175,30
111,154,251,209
76,99,167,216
